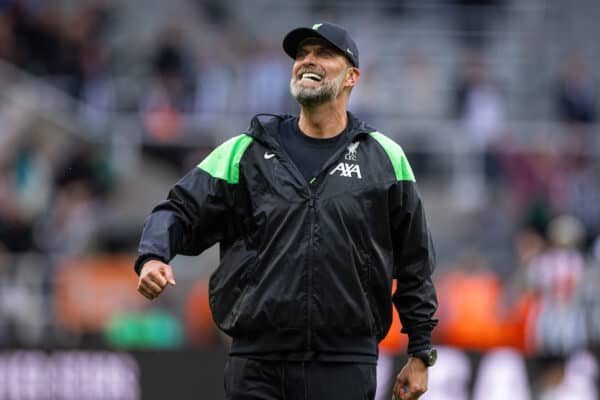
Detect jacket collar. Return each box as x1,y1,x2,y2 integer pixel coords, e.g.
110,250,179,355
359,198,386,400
247,112,373,149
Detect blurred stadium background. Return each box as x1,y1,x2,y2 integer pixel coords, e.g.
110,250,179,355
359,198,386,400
1,0,599,398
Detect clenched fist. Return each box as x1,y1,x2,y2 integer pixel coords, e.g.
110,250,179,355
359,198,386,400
137,259,176,300
392,357,428,400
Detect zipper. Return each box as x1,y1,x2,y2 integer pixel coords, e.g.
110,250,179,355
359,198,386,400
360,250,377,336
301,132,366,347
306,194,317,349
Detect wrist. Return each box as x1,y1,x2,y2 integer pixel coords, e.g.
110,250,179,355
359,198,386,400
408,348,437,367
141,259,161,270
408,356,428,370
134,254,168,275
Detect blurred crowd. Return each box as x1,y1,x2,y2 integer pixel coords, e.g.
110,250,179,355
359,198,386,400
0,0,600,397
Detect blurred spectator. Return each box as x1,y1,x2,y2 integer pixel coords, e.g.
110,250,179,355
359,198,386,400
140,25,197,169
75,3,115,134
0,253,50,347
141,26,194,143
582,236,600,350
500,227,547,353
35,144,112,256
0,134,53,252
498,137,565,230
505,227,546,308
454,49,506,150
526,215,587,357
451,49,506,210
44,180,100,255
556,54,597,125
78,39,115,134
0,166,34,252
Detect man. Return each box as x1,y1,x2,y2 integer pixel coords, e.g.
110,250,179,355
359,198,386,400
135,22,438,400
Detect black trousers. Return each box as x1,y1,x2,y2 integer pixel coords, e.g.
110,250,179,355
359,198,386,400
224,357,377,400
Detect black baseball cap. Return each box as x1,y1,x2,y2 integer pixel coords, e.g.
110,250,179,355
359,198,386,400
283,22,359,68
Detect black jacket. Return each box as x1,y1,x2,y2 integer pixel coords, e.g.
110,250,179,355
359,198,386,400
135,113,438,359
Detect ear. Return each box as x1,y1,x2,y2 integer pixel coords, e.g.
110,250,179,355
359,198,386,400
345,67,360,88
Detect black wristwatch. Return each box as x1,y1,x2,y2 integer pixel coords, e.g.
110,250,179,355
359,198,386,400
409,348,437,367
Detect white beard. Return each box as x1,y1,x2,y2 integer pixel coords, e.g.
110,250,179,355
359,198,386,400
290,70,346,107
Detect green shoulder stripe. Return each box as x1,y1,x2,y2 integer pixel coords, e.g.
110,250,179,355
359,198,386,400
369,131,415,182
198,134,253,184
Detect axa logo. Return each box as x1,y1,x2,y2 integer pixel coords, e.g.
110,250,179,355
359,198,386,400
330,162,362,179
345,141,359,161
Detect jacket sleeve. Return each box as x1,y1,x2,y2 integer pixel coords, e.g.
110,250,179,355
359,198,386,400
389,177,439,354
134,134,253,275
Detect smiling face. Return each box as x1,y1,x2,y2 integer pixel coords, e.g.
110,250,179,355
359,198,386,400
289,38,358,107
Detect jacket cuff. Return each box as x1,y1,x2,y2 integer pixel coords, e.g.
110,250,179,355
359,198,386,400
407,332,432,354
134,254,169,275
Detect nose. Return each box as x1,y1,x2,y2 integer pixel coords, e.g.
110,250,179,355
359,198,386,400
298,49,318,65
303,51,317,64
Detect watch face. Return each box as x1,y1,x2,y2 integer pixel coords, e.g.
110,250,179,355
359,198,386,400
411,349,437,367
427,348,437,366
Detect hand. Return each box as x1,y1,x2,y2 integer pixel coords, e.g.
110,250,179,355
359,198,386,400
392,357,428,400
137,259,176,300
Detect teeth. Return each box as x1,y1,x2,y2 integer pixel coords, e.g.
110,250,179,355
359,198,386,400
301,73,322,81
